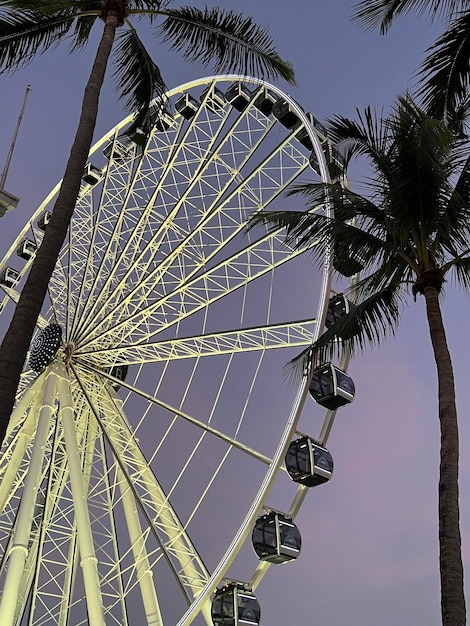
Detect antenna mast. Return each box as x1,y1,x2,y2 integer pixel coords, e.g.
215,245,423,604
0,84,32,217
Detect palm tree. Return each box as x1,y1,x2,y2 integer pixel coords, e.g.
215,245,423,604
0,1,295,440
249,95,470,625
351,0,469,120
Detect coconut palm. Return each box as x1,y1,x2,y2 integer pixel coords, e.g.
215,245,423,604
249,95,470,625
0,1,295,439
352,0,470,121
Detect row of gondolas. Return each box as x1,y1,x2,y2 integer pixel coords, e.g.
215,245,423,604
211,293,356,625
0,80,345,293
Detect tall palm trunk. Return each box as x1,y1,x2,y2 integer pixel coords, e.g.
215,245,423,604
424,284,466,625
0,14,119,439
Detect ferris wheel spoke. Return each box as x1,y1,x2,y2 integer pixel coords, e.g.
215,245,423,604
76,318,316,365
77,361,272,467
73,110,302,345
68,138,148,338
71,89,234,337
73,94,272,338
72,365,213,612
77,228,316,352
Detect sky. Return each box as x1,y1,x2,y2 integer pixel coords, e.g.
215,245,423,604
0,1,468,625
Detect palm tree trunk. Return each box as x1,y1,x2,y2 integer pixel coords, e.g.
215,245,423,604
0,14,119,442
423,284,466,625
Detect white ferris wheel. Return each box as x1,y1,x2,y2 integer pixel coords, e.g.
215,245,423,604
0,75,355,626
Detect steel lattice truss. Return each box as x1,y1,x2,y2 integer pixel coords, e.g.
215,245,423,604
0,76,338,626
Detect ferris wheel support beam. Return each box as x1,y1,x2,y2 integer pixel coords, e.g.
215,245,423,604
0,390,43,515
57,365,106,626
99,390,213,624
0,366,57,626
83,364,271,465
117,466,164,626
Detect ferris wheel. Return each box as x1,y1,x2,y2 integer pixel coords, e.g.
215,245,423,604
0,75,355,626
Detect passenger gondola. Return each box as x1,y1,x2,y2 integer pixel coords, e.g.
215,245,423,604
211,583,260,626
154,111,174,132
201,86,226,113
285,436,333,487
175,92,200,120
108,364,129,391
103,138,130,161
253,87,278,116
325,293,356,330
272,98,301,129
225,82,252,112
16,239,37,260
252,511,301,564
0,267,19,288
295,113,315,151
333,248,364,277
37,211,51,231
309,362,355,410
81,163,102,186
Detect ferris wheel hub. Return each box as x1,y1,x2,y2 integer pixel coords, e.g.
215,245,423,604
29,323,63,372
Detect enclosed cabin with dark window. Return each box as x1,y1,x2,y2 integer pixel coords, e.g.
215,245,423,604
201,86,226,113
285,436,333,487
211,583,260,626
0,267,19,288
82,163,102,186
325,294,357,330
107,364,129,391
272,99,302,130
225,81,253,112
16,239,38,260
253,87,278,116
153,109,174,132
175,92,200,120
37,211,51,231
103,137,130,162
252,511,301,564
309,363,355,410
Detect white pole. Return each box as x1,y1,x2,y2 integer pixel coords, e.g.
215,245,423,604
0,84,32,189
57,366,106,626
118,467,164,626
0,365,56,626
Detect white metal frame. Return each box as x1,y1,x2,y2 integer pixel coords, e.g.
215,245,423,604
0,75,350,625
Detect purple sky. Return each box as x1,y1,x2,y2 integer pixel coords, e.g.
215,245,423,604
0,2,468,625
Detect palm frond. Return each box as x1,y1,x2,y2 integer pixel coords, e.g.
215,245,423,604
157,6,296,85
418,11,470,120
127,0,170,24
112,26,166,136
69,6,97,51
128,0,169,9
247,199,392,278
0,7,78,72
285,283,406,380
445,256,470,291
286,181,386,225
327,107,390,176
69,17,94,51
445,91,470,136
432,154,470,253
351,0,464,33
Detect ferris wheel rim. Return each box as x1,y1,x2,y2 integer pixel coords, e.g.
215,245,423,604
0,74,341,626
